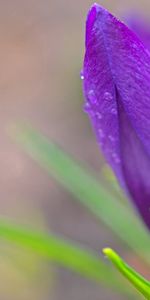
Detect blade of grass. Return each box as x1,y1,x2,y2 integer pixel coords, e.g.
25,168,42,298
10,124,150,261
103,248,150,299
0,218,130,295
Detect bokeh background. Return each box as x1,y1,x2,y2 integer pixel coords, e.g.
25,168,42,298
0,1,150,299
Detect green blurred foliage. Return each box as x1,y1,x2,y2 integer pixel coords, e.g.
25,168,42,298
0,123,148,299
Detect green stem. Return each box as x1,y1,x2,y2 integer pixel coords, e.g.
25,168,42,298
103,248,150,299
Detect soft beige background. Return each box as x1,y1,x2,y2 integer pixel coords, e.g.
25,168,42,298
0,1,149,299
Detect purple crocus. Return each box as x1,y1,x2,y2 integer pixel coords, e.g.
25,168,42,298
82,3,150,229
126,14,150,50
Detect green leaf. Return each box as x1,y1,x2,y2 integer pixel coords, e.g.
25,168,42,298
10,124,150,262
0,218,129,294
103,248,150,299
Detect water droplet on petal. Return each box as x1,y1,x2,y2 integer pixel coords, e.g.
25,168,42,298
112,153,120,164
115,157,120,164
111,108,117,115
95,112,102,120
104,92,113,101
98,128,105,138
108,135,115,142
88,89,94,95
132,43,137,50
84,102,91,113
88,89,96,104
80,70,84,80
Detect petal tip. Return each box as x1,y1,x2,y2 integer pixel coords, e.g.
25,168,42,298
85,3,109,46
86,4,97,38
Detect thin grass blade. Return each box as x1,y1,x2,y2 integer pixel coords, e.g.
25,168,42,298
0,218,131,295
10,124,150,262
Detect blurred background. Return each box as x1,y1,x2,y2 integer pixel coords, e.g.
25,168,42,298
0,0,150,299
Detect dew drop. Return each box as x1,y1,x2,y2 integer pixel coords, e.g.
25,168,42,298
108,135,115,142
104,92,113,101
132,43,137,50
88,89,94,94
115,158,120,164
84,102,91,113
88,89,96,104
112,152,120,164
80,70,84,80
95,112,102,120
111,108,117,115
98,128,105,138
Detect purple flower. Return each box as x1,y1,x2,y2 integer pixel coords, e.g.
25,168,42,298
82,3,150,229
126,14,150,50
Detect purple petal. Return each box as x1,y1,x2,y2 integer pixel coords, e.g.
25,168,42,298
82,3,150,228
118,91,150,228
126,14,150,51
